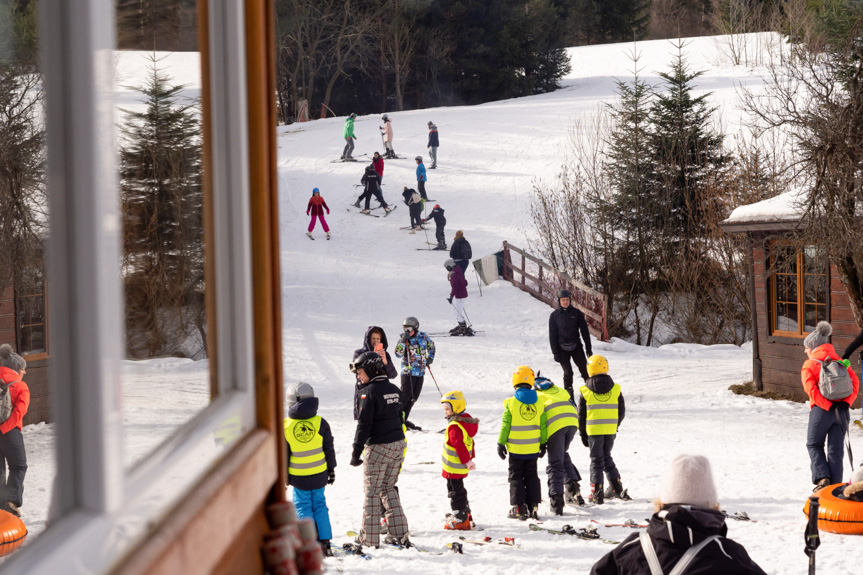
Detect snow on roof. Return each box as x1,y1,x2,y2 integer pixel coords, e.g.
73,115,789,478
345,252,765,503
724,188,803,225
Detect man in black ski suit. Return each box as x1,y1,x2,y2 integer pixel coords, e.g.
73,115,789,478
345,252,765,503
548,289,592,397
449,230,471,273
359,165,390,214
422,204,446,250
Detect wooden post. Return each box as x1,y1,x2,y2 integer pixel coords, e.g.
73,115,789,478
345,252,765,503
521,253,525,290
538,266,543,299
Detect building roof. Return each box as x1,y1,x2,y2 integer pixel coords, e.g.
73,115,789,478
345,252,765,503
721,189,804,233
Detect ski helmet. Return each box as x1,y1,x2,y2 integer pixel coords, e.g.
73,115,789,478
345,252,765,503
557,289,572,306
512,365,535,388
415,156,423,162
434,204,441,210
382,114,389,121
444,259,456,271
403,316,419,333
286,381,315,407
533,376,554,391
350,350,385,379
441,390,466,415
427,121,433,127
586,355,609,377
312,187,320,195
350,112,357,118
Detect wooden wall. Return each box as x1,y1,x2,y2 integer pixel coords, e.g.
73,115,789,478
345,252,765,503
753,236,863,407
0,286,14,349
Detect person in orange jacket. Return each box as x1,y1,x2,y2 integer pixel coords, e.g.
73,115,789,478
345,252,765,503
801,321,860,490
440,391,478,530
0,344,29,517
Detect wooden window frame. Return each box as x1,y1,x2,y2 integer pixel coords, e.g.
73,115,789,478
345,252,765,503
768,243,829,338
15,273,49,361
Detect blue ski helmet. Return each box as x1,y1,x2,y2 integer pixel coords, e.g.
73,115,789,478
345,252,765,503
312,187,320,195
534,376,554,391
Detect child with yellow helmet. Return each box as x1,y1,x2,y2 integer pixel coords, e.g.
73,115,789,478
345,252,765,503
578,354,628,504
440,391,479,530
497,366,548,521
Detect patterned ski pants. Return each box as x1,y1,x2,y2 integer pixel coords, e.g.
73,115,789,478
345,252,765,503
358,440,408,546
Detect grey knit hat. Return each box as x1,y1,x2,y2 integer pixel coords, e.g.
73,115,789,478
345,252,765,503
0,344,26,372
286,382,315,408
804,321,832,350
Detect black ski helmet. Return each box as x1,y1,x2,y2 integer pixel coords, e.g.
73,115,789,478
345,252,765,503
403,316,419,333
558,289,571,306
350,350,384,379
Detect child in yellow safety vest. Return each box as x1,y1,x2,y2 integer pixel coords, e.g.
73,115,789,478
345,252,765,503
577,355,628,505
440,390,479,530
284,382,337,557
497,366,548,521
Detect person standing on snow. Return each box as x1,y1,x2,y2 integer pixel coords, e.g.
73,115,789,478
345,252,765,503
402,186,424,233
549,288,592,397
802,321,860,489
449,230,471,274
341,112,357,161
359,164,391,215
394,316,436,430
380,115,396,159
372,151,385,182
305,187,331,240
352,326,399,420
440,391,479,531
0,344,29,517
445,259,473,336
427,121,439,169
415,156,429,200
422,204,447,250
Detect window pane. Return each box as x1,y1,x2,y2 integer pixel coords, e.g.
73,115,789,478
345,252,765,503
804,304,826,332
776,302,798,332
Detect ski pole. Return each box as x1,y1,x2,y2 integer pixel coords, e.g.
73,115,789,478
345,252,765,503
805,496,820,575
426,365,443,397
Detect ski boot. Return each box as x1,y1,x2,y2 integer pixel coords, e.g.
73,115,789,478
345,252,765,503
352,199,361,207
605,477,631,500
564,481,585,506
450,322,466,335
384,534,412,548
528,505,540,521
320,540,334,558
507,504,527,520
306,231,314,240
549,493,564,516
444,510,472,531
589,483,604,505
326,232,331,240
384,207,392,214
360,208,371,214
462,326,476,336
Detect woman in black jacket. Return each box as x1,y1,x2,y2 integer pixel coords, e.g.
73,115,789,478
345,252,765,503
449,230,471,273
352,326,398,419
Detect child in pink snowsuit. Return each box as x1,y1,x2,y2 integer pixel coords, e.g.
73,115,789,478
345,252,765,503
306,188,331,240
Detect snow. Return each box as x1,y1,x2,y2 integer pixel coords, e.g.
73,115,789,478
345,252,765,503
14,35,863,573
724,188,803,224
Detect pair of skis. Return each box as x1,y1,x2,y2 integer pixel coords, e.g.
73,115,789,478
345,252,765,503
344,531,447,555
528,522,619,544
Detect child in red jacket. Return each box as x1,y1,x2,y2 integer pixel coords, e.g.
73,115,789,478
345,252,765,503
0,344,29,517
306,187,330,240
440,390,479,530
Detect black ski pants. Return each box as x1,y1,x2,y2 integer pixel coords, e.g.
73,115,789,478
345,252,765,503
508,455,541,507
435,224,446,248
446,478,470,512
365,186,388,209
587,434,620,487
557,347,588,397
409,203,423,229
546,426,581,497
400,374,424,421
418,180,428,200
0,428,27,507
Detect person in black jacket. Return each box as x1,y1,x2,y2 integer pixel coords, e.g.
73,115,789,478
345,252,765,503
842,328,863,364
359,164,391,214
590,454,767,575
549,288,592,397
402,187,424,233
427,121,439,168
352,326,398,420
423,204,447,250
350,351,410,548
449,230,471,273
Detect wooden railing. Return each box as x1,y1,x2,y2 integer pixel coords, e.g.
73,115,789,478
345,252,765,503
501,241,608,341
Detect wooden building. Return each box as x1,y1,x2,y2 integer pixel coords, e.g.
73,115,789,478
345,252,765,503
722,195,863,407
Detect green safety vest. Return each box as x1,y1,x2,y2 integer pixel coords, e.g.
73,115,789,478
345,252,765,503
442,420,473,475
579,383,621,436
504,396,542,455
284,416,326,476
537,386,578,437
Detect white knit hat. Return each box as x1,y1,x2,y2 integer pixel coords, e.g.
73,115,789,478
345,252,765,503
659,454,719,508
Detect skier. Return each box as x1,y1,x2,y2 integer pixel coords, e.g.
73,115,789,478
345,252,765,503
578,354,626,504
590,454,767,575
380,115,396,159
394,316,436,430
372,151,384,182
352,326,399,420
533,375,583,514
449,230,472,274
497,365,547,521
802,321,859,489
427,121,439,169
0,344,28,518
415,156,428,200
549,288,592,397
402,186,424,234
284,382,337,557
305,187,330,240
440,390,479,530
422,204,447,250
359,164,391,214
349,351,410,549
445,259,473,336
341,112,357,161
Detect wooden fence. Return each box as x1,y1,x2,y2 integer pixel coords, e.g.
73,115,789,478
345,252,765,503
501,241,608,341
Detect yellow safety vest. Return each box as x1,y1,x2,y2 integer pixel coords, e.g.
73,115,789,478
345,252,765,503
503,396,541,455
442,420,474,475
285,416,327,476
579,383,621,436
537,386,578,437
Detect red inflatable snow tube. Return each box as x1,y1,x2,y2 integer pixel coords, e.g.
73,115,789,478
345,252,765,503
0,510,27,557
803,484,863,535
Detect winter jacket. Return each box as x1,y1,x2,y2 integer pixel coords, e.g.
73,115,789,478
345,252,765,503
372,156,384,178
416,162,427,182
0,366,29,434
449,237,472,262
442,412,479,479
381,119,393,142
352,375,405,459
428,124,439,148
394,331,436,376
549,304,592,357
801,343,860,411
284,397,336,491
449,266,468,299
424,206,446,226
352,325,398,420
306,195,330,217
498,387,548,459
590,505,767,575
402,188,422,206
361,170,381,194
578,374,625,444
343,117,355,139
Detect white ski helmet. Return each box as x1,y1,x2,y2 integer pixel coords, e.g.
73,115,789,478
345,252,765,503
444,259,456,271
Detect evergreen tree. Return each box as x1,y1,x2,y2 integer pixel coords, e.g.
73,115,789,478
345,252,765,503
595,0,652,43
120,54,205,358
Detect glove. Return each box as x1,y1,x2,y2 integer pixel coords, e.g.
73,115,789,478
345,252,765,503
353,135,357,140
399,332,407,343
306,211,310,216
447,297,453,304
466,460,476,471
497,443,507,460
326,209,330,214
539,444,547,458
327,470,336,485
350,455,363,467
427,357,433,366
581,436,588,448
586,350,593,358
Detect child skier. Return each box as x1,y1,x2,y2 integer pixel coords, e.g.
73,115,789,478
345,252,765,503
578,355,627,504
445,259,473,336
394,316,436,430
380,115,396,159
415,156,428,200
402,186,424,233
422,204,446,250
534,375,583,514
497,365,547,520
440,390,479,530
306,188,330,240
284,382,337,556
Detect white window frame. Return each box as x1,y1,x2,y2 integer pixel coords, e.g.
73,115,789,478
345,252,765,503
2,1,256,573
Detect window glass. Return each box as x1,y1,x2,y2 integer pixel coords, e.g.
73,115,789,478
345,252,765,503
770,244,828,336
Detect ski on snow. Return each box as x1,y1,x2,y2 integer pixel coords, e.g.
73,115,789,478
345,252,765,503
528,523,618,544
590,519,647,529
330,153,368,163
722,510,756,522
455,535,517,547
333,544,372,560
345,531,447,555
426,330,482,337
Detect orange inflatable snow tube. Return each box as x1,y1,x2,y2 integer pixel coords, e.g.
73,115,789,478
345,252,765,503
803,484,863,535
0,510,27,557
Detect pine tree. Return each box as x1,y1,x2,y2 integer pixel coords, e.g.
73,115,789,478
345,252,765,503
595,0,652,43
120,54,205,358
